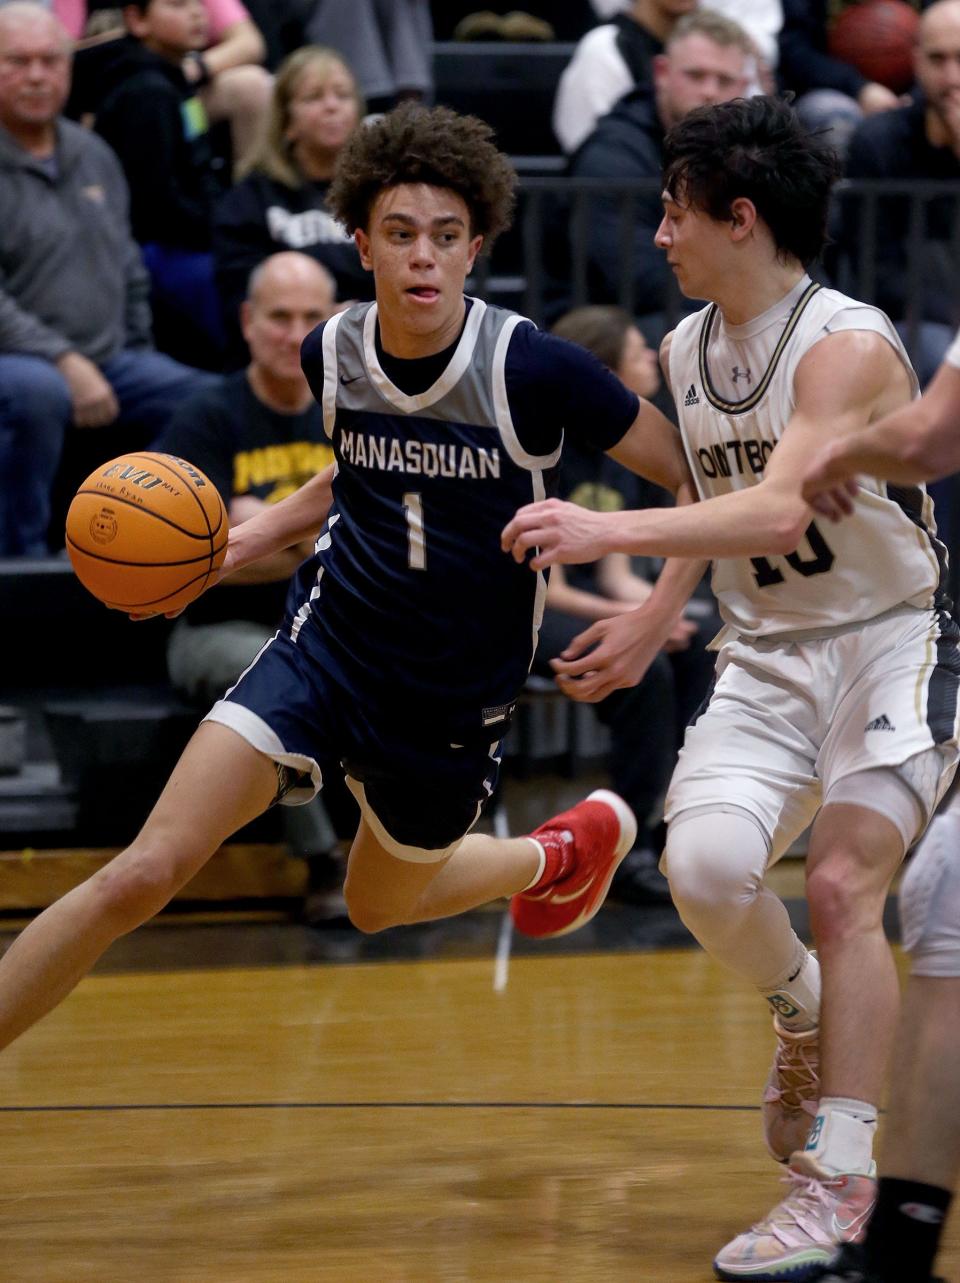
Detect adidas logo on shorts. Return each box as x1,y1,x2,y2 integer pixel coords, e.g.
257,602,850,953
684,384,699,406
864,713,895,732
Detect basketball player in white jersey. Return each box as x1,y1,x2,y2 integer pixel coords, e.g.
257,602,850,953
799,339,960,1283
503,95,960,1281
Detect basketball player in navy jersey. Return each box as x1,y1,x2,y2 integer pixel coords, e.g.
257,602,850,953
0,106,704,1058
504,96,960,1280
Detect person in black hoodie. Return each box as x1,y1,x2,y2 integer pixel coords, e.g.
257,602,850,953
213,44,372,367
95,0,229,367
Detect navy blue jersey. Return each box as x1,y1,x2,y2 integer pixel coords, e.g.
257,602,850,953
291,297,638,737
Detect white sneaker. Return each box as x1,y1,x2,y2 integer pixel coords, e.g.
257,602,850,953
762,1015,820,1162
713,1152,877,1281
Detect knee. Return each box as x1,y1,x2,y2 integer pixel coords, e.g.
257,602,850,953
806,851,884,945
92,844,180,934
342,882,403,934
664,834,747,927
663,811,771,947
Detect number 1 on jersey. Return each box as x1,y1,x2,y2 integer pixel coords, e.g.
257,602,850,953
403,491,427,570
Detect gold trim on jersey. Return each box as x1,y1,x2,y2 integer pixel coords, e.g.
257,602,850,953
697,280,822,415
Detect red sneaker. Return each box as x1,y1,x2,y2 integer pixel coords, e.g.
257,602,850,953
511,789,637,938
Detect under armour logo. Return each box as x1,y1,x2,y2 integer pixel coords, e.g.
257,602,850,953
684,384,699,406
865,713,895,732
731,366,752,383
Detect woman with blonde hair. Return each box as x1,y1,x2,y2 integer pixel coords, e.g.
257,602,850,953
213,44,371,365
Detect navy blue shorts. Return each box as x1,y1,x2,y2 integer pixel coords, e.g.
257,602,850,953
204,630,502,861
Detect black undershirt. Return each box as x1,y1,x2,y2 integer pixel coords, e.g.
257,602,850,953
374,300,471,396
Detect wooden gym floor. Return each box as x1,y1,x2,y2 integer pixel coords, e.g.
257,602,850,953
0,785,957,1281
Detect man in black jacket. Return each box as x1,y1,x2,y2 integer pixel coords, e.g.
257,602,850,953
569,9,750,323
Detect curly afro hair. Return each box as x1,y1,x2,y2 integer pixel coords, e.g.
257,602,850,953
327,102,517,250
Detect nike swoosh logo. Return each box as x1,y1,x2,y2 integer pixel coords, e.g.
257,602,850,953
832,1203,874,1238
339,374,362,385
546,880,595,906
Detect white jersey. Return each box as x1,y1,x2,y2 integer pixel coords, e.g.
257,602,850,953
667,276,947,638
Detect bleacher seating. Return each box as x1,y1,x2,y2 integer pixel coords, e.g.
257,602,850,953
0,558,197,845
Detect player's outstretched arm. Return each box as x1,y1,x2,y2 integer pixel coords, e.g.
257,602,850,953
803,359,960,512
502,330,909,569
548,485,709,703
219,464,335,581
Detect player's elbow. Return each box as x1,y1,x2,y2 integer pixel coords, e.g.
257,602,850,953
766,507,810,557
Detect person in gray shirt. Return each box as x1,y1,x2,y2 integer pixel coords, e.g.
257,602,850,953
0,1,219,556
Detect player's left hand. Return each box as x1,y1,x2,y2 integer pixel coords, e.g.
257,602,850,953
501,499,614,569
549,605,676,703
800,443,860,521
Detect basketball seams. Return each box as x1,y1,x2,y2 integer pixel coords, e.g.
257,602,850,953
97,569,216,611
142,452,225,539
65,532,229,569
98,450,225,537
141,452,226,597
71,489,219,541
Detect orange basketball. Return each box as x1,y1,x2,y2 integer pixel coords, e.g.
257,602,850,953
65,452,228,613
828,0,920,94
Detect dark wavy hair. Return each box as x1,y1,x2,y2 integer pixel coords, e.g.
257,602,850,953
662,95,841,266
327,102,517,249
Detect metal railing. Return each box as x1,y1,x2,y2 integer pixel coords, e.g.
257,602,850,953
471,176,960,363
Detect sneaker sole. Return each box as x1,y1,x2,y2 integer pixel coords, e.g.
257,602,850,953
539,789,638,938
714,1259,831,1281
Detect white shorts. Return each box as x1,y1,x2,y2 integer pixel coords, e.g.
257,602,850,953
665,608,960,859
900,802,960,977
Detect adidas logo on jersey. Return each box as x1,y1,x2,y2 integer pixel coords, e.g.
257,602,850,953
865,713,896,732
684,384,700,406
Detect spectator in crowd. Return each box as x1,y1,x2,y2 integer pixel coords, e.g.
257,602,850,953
541,305,719,904
555,1,782,154
569,10,751,322
554,0,697,155
778,0,905,155
51,0,271,166
0,2,218,557
158,252,336,706
840,0,960,388
94,0,229,368
155,250,355,917
213,44,371,367
304,0,432,113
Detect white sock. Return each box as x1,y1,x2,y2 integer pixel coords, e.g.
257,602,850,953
805,1096,878,1175
759,941,821,1032
521,838,546,891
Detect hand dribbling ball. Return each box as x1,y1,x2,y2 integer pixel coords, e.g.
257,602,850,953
828,0,920,95
65,452,228,614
